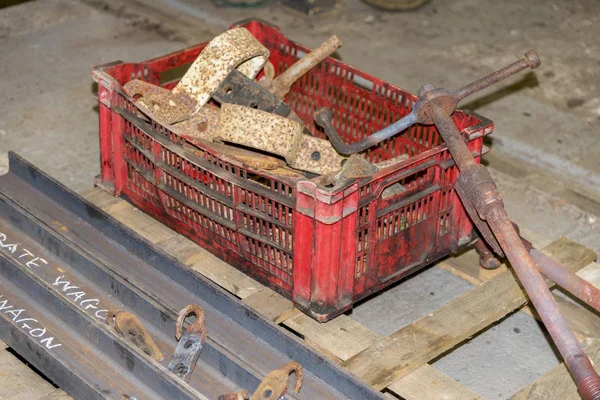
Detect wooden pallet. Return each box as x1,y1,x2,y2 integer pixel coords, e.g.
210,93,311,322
3,187,600,399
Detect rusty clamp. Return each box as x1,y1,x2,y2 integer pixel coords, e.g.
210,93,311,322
106,308,163,361
214,103,346,175
168,304,207,382
135,28,269,125
219,361,303,400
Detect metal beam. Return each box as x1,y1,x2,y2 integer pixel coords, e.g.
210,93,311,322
0,152,383,400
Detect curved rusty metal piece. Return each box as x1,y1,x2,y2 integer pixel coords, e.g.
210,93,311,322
315,50,540,155
106,307,163,361
249,361,303,400
122,79,170,99
136,28,269,126
175,304,206,342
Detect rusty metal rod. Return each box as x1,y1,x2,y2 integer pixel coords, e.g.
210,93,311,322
477,234,600,314
454,50,540,100
487,206,600,400
315,51,540,155
526,244,600,313
269,35,342,99
431,107,600,400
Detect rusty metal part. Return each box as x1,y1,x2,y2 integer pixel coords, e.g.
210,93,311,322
214,103,346,175
314,50,540,155
412,50,600,398
250,361,303,400
123,78,169,98
171,104,221,139
473,238,502,270
213,69,292,117
262,35,342,99
136,28,269,125
332,154,377,182
529,246,600,314
184,142,285,171
168,304,207,382
374,153,409,169
106,307,164,361
220,361,303,400
476,234,600,313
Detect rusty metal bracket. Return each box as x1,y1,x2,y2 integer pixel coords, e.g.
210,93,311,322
135,27,269,125
219,361,303,400
168,304,207,382
314,50,541,155
106,307,164,361
213,69,292,117
214,103,346,175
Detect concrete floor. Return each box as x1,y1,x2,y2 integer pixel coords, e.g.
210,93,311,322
0,0,599,398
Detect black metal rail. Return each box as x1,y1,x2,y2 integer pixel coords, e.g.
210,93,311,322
0,152,383,400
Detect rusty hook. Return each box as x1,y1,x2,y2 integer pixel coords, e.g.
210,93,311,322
175,304,206,342
106,307,163,361
250,361,303,400
168,304,207,382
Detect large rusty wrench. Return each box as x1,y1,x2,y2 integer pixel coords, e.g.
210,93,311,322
314,51,540,155
414,54,600,399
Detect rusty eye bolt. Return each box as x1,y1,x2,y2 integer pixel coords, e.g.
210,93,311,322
317,51,600,400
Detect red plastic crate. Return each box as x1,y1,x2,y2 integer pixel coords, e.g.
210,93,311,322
92,19,494,321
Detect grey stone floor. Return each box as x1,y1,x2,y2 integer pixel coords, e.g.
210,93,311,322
0,1,599,398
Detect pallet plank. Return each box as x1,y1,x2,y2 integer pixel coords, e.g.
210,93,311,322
188,252,262,299
158,234,207,266
389,364,483,400
283,313,382,361
341,238,596,390
82,188,132,214
0,347,62,400
242,287,298,324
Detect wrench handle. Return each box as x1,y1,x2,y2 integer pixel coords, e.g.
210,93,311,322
454,50,540,101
